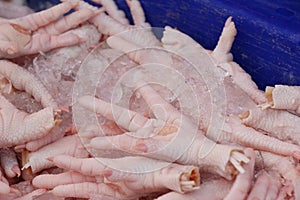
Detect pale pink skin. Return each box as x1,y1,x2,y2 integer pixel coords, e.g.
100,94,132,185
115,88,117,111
210,17,265,104
76,0,160,47
254,151,300,199
14,112,71,152
0,1,299,199
156,179,232,200
0,1,33,19
0,148,20,178
32,24,101,108
0,94,55,148
107,25,300,159
0,60,69,151
33,155,199,199
78,83,249,180
125,0,146,25
161,26,300,159
91,0,129,24
20,25,101,151
223,148,255,200
23,135,89,173
220,116,300,159
0,0,98,58
19,129,65,153
265,85,300,116
0,60,57,108
259,151,300,188
242,107,300,145
0,60,59,148
247,171,281,200
156,149,255,200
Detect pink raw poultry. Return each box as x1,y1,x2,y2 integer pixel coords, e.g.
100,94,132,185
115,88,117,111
0,0,98,58
263,85,300,116
33,156,200,199
0,0,298,199
105,23,300,159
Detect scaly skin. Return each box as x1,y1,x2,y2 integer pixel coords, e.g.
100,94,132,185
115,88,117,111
0,0,98,58
23,135,89,173
220,115,300,159
210,17,265,103
125,0,146,25
78,83,249,180
91,0,129,24
241,107,300,145
263,85,300,116
0,60,57,108
75,0,160,47
33,156,200,199
0,94,56,148
106,25,300,159
223,148,255,200
156,149,256,200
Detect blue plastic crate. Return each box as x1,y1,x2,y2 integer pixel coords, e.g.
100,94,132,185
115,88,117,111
28,0,300,89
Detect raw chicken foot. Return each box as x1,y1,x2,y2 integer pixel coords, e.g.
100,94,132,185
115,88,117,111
22,135,89,173
91,0,129,24
156,148,255,200
75,0,160,47
0,60,57,108
210,17,265,103
0,0,98,58
160,25,300,159
78,83,249,180
33,156,200,199
107,25,300,160
0,94,57,148
262,85,300,116
240,107,300,146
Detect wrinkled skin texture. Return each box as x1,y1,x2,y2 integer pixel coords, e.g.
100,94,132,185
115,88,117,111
106,24,300,159
210,17,265,104
0,93,55,148
33,156,200,199
0,0,299,199
78,84,249,180
241,107,300,145
223,148,255,200
263,85,300,116
0,0,98,58
0,60,57,108
23,135,89,173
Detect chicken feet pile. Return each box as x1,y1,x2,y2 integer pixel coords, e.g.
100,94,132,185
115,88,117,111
0,0,299,199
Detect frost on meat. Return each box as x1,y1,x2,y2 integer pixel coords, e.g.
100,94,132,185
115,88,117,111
0,0,299,199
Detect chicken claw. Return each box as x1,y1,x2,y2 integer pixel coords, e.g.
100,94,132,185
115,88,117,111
33,155,200,199
78,83,248,180
224,148,255,200
0,94,56,148
0,1,98,58
263,85,300,116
